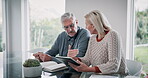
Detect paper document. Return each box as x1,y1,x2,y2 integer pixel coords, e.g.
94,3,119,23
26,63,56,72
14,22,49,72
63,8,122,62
27,48,49,53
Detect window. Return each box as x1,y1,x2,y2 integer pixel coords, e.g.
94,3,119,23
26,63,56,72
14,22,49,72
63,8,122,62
0,0,3,77
134,0,148,74
0,0,65,77
28,0,65,50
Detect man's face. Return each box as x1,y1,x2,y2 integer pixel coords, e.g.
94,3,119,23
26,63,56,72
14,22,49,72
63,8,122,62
63,19,78,37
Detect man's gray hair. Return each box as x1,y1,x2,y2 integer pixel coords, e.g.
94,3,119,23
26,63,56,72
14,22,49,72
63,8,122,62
61,12,76,23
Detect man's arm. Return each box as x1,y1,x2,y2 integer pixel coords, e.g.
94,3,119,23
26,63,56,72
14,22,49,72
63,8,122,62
76,30,90,57
33,34,61,62
45,34,64,63
45,34,61,57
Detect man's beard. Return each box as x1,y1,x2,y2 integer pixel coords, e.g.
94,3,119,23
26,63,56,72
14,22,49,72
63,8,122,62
68,31,75,34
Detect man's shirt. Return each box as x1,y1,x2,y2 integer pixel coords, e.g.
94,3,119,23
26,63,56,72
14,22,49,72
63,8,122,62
45,26,90,57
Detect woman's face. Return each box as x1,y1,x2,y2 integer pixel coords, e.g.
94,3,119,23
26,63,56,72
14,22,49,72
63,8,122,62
85,19,95,34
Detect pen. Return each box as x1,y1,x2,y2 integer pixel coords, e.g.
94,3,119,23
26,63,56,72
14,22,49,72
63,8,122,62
43,53,45,62
68,45,71,50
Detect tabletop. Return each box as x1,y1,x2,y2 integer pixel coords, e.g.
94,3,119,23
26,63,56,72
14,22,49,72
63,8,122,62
24,70,140,78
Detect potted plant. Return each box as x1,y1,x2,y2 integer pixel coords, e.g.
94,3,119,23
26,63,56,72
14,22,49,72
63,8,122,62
23,59,42,77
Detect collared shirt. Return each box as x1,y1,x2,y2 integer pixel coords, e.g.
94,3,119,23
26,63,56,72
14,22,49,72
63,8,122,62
67,29,80,49
45,26,91,57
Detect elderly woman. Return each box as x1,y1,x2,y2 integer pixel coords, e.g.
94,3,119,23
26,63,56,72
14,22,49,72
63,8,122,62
69,10,128,76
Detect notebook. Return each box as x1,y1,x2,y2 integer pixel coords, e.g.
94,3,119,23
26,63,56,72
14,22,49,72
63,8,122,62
89,74,119,78
41,61,68,72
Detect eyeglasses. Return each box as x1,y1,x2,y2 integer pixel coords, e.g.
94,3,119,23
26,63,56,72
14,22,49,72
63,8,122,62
63,23,75,29
92,12,97,15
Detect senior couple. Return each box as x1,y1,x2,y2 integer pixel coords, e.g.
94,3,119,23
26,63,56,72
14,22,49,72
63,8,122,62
33,10,128,77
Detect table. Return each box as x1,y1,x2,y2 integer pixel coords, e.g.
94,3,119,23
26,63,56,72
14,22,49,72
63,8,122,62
24,70,140,78
89,74,140,78
42,71,80,78
24,69,81,78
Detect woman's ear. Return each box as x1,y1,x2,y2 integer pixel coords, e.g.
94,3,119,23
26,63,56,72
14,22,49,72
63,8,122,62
76,20,78,24
91,24,94,28
91,25,96,31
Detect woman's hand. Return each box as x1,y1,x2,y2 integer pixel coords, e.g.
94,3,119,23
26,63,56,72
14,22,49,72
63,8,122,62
68,60,90,72
71,57,79,61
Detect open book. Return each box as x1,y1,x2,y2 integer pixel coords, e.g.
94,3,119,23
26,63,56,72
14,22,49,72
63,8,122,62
41,61,68,72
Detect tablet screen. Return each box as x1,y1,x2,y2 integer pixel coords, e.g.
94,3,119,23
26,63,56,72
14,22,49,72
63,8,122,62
56,56,80,66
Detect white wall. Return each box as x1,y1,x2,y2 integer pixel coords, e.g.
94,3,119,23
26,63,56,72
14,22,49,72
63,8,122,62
66,0,127,56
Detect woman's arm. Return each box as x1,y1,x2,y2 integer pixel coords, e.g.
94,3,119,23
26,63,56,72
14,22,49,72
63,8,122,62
69,60,101,73
97,31,122,74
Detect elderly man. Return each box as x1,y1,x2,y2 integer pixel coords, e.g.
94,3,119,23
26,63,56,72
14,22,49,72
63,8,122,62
33,12,90,62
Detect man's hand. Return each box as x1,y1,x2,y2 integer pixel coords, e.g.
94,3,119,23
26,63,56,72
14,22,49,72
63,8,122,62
33,52,52,62
33,52,42,61
67,45,78,57
39,53,52,62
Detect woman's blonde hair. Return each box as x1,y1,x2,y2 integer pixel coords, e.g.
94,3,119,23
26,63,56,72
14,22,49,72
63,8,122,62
85,10,111,34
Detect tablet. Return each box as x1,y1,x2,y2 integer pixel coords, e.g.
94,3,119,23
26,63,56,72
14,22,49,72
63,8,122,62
56,56,80,66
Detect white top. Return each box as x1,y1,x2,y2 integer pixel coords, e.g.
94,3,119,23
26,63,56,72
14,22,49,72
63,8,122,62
89,75,139,78
80,30,128,75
